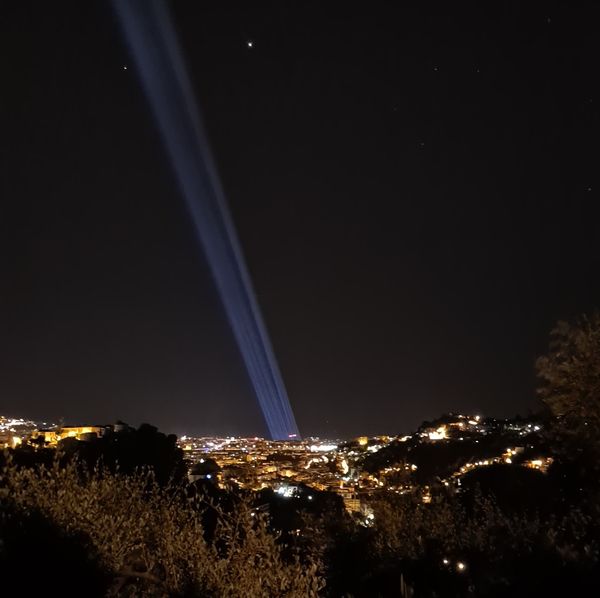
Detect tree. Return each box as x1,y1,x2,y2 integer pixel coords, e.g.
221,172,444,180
537,312,600,510
536,312,600,432
74,423,187,486
0,456,323,597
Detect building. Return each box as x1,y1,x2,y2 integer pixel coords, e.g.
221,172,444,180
30,425,106,445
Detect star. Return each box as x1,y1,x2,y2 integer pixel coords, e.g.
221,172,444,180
122,65,128,70
247,40,254,49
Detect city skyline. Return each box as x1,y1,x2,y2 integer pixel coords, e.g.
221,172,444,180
1,409,552,519
0,406,541,444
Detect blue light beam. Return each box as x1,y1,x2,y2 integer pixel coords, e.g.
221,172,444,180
114,0,300,440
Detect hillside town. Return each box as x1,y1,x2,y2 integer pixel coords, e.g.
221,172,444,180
1,412,552,516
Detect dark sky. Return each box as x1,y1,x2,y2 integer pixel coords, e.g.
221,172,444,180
1,1,598,438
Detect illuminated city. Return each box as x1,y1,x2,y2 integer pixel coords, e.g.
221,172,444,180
1,0,598,595
2,410,553,517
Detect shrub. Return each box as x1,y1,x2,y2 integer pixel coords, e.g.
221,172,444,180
0,454,323,597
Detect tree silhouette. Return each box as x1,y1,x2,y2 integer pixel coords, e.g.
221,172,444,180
536,312,600,432
537,312,600,510
75,423,186,486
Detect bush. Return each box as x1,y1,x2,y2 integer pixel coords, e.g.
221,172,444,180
0,454,323,597
364,492,599,596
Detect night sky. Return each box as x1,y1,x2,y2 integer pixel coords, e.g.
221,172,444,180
1,1,598,438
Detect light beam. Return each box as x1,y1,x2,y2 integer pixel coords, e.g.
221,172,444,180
114,0,300,440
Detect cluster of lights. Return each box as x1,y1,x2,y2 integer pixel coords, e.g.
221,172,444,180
444,445,553,486
442,558,467,573
422,416,484,442
178,415,550,512
276,485,297,498
309,443,337,452
360,512,376,527
0,417,30,431
525,457,553,472
505,422,542,436
428,426,447,441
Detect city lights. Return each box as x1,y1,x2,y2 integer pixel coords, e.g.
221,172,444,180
3,409,555,533
428,426,447,441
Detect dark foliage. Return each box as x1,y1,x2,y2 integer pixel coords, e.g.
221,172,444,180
0,506,109,596
73,423,186,485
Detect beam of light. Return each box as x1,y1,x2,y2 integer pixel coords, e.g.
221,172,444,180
113,0,300,440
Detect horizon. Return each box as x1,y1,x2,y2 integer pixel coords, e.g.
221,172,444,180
1,1,597,439
1,407,544,442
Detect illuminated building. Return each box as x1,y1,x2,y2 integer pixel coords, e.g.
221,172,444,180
31,425,106,445
428,426,447,441
0,433,22,449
